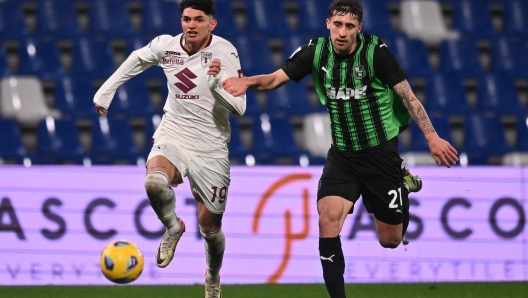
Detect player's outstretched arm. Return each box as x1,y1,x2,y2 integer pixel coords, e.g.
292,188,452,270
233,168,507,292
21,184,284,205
393,79,458,168
222,69,291,97
93,52,156,117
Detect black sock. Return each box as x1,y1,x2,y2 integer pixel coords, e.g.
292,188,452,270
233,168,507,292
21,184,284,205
319,236,346,298
401,186,410,237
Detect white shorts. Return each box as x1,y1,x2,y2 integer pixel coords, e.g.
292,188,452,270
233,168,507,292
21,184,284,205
147,136,231,214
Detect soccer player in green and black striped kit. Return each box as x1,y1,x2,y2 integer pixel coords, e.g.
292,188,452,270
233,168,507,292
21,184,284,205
223,0,458,296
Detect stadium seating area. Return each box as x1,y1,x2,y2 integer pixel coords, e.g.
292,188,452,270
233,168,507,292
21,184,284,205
0,0,527,166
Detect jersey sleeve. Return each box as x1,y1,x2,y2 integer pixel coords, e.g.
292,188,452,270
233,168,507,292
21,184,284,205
133,35,172,65
208,42,246,117
373,38,408,88
93,36,170,109
219,44,243,81
281,39,317,82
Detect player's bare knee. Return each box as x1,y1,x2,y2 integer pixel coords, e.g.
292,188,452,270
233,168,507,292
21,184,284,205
379,236,402,249
319,208,342,226
318,212,342,237
144,172,170,199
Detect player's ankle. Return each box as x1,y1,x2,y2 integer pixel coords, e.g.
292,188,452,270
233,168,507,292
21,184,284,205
167,218,183,235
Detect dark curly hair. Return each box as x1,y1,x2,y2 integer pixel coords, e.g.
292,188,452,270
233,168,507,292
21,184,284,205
180,0,215,16
328,0,363,22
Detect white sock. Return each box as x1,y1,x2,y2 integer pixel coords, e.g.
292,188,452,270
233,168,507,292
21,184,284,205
144,172,181,234
200,227,225,277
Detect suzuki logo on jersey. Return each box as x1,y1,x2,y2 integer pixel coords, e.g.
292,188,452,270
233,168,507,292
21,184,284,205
174,68,197,94
326,86,367,100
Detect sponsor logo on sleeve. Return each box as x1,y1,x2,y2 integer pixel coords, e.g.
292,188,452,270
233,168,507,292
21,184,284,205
289,46,302,59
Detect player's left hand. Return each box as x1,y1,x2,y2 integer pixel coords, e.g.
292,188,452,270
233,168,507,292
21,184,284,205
428,135,458,168
208,59,221,76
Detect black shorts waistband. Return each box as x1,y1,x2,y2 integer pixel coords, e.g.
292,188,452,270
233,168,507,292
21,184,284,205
330,137,399,157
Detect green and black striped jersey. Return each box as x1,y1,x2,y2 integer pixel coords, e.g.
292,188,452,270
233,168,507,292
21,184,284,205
282,33,410,152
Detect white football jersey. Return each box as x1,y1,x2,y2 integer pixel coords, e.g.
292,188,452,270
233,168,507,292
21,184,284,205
133,34,245,158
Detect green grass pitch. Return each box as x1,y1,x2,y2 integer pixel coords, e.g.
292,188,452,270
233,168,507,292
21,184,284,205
3,282,528,298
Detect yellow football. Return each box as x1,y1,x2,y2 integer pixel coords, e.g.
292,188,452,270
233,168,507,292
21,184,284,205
99,240,144,284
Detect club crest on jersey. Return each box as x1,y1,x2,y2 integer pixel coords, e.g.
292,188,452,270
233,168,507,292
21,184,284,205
353,65,366,79
201,52,213,67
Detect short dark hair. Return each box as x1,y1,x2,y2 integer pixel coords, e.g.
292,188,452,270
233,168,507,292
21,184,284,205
180,0,215,17
328,0,363,22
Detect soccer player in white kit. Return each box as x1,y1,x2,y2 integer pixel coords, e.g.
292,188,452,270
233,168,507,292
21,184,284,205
93,0,245,296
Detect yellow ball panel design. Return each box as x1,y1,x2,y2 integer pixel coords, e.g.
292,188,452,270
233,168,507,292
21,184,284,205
99,240,144,284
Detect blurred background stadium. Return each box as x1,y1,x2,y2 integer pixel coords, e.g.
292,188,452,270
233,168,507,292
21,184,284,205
2,0,528,295
0,0,528,167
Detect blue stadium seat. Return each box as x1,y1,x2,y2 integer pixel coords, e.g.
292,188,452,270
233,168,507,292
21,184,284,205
503,0,528,37
141,0,181,38
89,0,134,38
90,117,141,164
233,34,274,76
388,35,432,78
439,39,484,77
281,33,309,62
72,37,115,78
516,113,528,151
425,73,471,117
211,0,239,39
245,0,291,37
251,114,310,165
37,0,81,38
228,116,250,164
54,75,97,119
358,0,397,37
244,88,264,117
451,0,496,39
110,77,156,118
490,36,528,77
0,1,28,39
297,0,329,37
142,113,162,153
0,118,27,164
463,113,509,164
0,43,11,75
477,74,521,116
266,81,313,116
18,37,64,80
37,118,87,164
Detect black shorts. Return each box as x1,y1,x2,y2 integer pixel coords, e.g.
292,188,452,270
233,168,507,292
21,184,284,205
317,138,405,225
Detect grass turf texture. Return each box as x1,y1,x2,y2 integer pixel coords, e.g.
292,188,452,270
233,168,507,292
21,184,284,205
3,282,528,298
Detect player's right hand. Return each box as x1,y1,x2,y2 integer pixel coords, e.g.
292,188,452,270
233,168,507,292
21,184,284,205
94,102,108,117
222,77,248,97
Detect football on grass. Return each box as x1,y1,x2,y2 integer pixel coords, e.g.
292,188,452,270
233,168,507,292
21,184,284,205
100,240,144,284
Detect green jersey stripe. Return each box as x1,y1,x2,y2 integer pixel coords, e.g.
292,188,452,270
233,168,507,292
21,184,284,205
310,35,409,151
361,35,387,146
312,38,327,106
340,59,360,150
